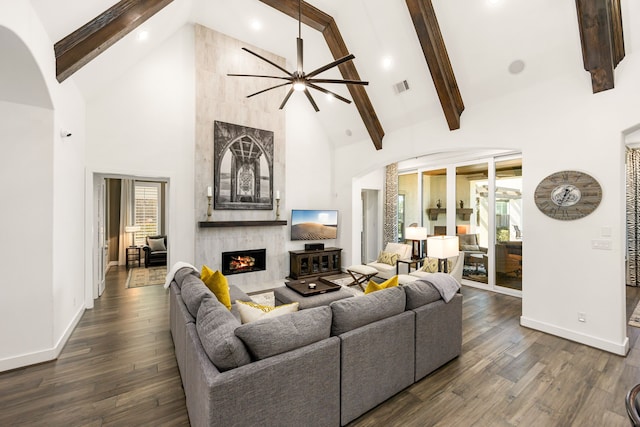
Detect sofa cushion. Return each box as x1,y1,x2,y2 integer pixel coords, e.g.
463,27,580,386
235,306,332,360
196,296,251,371
235,300,299,324
404,280,442,310
148,237,167,252
377,251,398,266
174,267,200,289
181,276,214,317
201,265,231,310
364,275,399,294
461,244,480,251
330,286,406,335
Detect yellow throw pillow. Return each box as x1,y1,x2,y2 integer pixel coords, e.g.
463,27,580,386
364,275,399,294
201,265,231,310
235,300,299,324
377,251,399,266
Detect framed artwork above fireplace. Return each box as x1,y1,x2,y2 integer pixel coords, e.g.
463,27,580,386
213,120,274,210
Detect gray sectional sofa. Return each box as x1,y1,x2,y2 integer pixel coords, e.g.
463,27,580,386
168,267,462,427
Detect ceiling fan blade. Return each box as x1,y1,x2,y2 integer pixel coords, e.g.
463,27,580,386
228,74,292,81
307,83,352,104
279,88,295,110
304,88,320,112
241,47,293,77
308,78,369,86
306,54,355,78
247,82,291,98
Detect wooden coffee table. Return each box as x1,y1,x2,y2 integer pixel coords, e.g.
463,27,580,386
274,276,353,310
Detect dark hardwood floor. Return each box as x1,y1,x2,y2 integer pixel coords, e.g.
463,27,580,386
0,267,189,426
1,268,639,426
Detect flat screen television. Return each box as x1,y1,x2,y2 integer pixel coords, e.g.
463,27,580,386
290,209,338,241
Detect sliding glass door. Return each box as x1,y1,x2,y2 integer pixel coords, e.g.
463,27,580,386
494,158,523,291
456,163,489,284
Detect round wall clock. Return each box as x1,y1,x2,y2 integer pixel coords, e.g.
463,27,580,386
534,170,602,220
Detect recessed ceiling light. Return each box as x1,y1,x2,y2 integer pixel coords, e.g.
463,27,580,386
345,129,352,137
326,93,334,102
382,56,393,70
508,60,525,75
250,19,262,31
137,30,149,41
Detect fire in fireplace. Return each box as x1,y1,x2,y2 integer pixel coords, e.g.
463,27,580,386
222,249,266,275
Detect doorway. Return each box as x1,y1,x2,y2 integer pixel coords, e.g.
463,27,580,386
361,189,379,264
92,173,169,300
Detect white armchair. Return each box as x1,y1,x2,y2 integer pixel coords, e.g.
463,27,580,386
366,243,413,280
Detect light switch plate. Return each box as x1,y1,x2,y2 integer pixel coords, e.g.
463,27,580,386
592,239,612,250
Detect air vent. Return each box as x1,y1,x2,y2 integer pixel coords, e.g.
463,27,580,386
393,80,410,94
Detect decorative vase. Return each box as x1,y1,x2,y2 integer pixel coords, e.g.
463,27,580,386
459,200,464,209
436,199,442,209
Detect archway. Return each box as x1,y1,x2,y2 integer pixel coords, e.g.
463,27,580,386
0,25,55,369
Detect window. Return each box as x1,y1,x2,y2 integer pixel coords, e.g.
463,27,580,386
133,182,162,246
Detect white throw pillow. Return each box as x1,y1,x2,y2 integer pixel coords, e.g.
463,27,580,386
235,300,299,324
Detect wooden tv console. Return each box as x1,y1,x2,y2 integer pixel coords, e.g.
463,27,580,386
289,247,342,279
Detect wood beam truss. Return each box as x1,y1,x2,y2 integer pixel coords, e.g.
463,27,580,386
575,0,625,93
55,0,174,83
259,0,384,150
405,0,464,131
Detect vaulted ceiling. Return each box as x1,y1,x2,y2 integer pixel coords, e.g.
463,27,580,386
30,0,637,150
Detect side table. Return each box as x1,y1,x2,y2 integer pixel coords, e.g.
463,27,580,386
126,246,141,269
396,258,423,275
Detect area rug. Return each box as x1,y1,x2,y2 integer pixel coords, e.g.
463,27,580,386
126,266,167,288
629,299,640,327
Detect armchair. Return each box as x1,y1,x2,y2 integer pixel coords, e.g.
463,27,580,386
366,243,413,280
143,235,167,268
495,242,522,277
457,234,488,272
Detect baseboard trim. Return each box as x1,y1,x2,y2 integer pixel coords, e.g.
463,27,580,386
520,316,629,356
0,304,85,372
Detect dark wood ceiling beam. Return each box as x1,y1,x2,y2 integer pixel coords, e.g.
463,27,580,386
259,0,384,150
575,0,625,93
405,0,464,131
55,0,174,83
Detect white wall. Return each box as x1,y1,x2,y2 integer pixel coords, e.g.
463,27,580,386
0,0,87,371
335,53,640,355
86,24,196,283
285,94,336,254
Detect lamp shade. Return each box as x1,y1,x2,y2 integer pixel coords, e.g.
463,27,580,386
427,236,459,259
405,226,428,241
125,225,141,233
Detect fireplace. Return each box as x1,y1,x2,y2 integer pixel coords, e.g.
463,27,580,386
222,249,266,275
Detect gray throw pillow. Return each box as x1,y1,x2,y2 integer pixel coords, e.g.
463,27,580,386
461,244,480,251
148,237,166,251
235,306,332,360
196,297,251,371
330,286,406,336
181,276,213,317
404,280,442,310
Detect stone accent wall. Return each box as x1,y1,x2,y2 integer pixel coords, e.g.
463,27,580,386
384,163,398,246
194,25,287,289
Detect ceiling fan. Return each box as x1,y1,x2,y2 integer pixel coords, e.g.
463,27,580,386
227,0,368,112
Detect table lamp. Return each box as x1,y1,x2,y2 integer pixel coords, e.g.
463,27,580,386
426,235,459,272
125,225,141,248
405,226,428,259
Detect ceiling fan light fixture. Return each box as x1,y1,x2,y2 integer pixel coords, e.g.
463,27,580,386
227,0,368,112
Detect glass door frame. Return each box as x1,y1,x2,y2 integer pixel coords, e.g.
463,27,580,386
409,154,522,298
